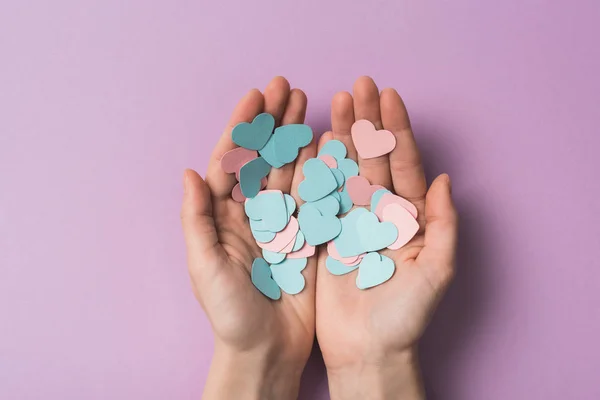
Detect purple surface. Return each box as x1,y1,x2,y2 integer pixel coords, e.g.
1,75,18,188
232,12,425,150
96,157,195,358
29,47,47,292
1,1,600,399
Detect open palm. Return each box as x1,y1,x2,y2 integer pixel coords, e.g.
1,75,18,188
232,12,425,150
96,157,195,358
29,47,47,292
181,77,318,388
315,77,458,374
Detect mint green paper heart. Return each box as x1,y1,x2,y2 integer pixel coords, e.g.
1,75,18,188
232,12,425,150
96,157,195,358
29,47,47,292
273,124,313,164
298,203,342,246
262,249,286,264
318,139,347,160
245,191,288,232
270,258,308,294
356,252,395,290
326,256,359,276
251,258,281,300
251,225,276,243
298,158,338,202
239,157,271,198
338,186,353,215
232,113,275,150
284,194,296,220
305,195,340,216
370,188,391,211
356,211,398,252
333,208,368,257
331,168,345,188
292,231,305,252
337,159,359,180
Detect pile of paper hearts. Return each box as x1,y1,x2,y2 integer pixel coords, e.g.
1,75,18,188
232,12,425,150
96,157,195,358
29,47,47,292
221,115,420,299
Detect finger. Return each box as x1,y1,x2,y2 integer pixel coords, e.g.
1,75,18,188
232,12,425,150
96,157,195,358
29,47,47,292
205,89,265,198
290,130,318,205
267,88,307,193
381,88,427,218
353,76,393,189
416,174,458,289
331,91,358,162
181,169,227,283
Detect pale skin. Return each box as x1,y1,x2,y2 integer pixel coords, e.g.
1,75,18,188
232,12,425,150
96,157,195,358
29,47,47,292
181,76,458,399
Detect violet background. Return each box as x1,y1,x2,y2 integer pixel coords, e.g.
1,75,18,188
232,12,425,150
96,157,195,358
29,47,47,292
2,1,600,399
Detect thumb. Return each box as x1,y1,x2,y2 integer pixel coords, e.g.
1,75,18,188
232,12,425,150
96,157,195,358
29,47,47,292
417,173,458,287
181,169,224,280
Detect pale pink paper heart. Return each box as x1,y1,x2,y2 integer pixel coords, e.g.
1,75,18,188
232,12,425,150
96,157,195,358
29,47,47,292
231,178,267,203
287,242,316,259
351,119,396,159
375,192,418,219
343,253,365,266
257,216,299,252
381,203,419,250
278,231,298,254
318,154,338,169
221,148,257,175
327,241,361,264
345,176,385,206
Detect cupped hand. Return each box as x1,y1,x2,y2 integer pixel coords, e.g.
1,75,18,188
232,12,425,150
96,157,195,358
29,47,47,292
316,77,458,399
181,77,318,400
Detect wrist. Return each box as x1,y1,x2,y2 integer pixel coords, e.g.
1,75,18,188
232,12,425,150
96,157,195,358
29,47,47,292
202,342,305,400
326,348,425,400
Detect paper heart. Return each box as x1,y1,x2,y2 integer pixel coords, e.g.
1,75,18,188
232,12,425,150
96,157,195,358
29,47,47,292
318,139,347,160
318,154,338,169
258,136,285,168
337,158,359,181
351,119,396,159
331,168,345,188
326,256,359,276
375,192,418,219
306,194,340,216
287,241,315,259
284,194,296,219
239,157,271,198
221,147,257,175
333,208,369,257
250,222,276,243
346,176,385,206
291,231,305,252
370,188,392,212
251,258,281,300
273,124,313,164
244,190,288,232
356,211,398,252
232,113,275,151
298,158,338,202
356,252,395,290
262,249,286,264
381,203,419,250
327,240,361,264
231,178,266,203
298,203,342,246
270,258,308,295
337,186,354,215
257,216,299,252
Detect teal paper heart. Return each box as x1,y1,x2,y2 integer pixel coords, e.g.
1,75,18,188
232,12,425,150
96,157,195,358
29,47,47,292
270,258,308,294
251,258,281,300
356,211,398,252
273,124,313,164
232,113,275,151
305,194,340,216
239,157,271,198
370,188,391,211
333,208,368,257
325,256,359,276
298,203,342,246
258,136,285,168
356,252,395,289
284,194,296,220
338,186,354,215
298,158,338,202
251,225,276,243
337,159,359,180
331,168,345,188
262,249,286,264
318,139,347,160
245,191,288,232
292,231,305,252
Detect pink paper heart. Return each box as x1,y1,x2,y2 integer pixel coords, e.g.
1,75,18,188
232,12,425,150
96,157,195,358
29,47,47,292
345,176,385,206
231,178,267,203
327,241,362,264
221,147,258,176
375,192,418,219
351,119,396,159
287,241,316,258
381,203,419,250
257,216,299,252
318,154,338,169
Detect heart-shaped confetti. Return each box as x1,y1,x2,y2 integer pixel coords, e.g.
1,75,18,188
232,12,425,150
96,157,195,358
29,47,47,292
346,176,385,206
231,178,267,203
221,147,258,175
375,192,418,219
356,252,395,290
239,157,271,198
318,154,338,169
351,119,396,159
272,124,313,164
318,139,347,160
381,203,419,250
270,258,308,295
232,113,275,151
298,203,342,246
298,158,338,202
251,258,281,300
326,256,359,276
356,211,398,252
